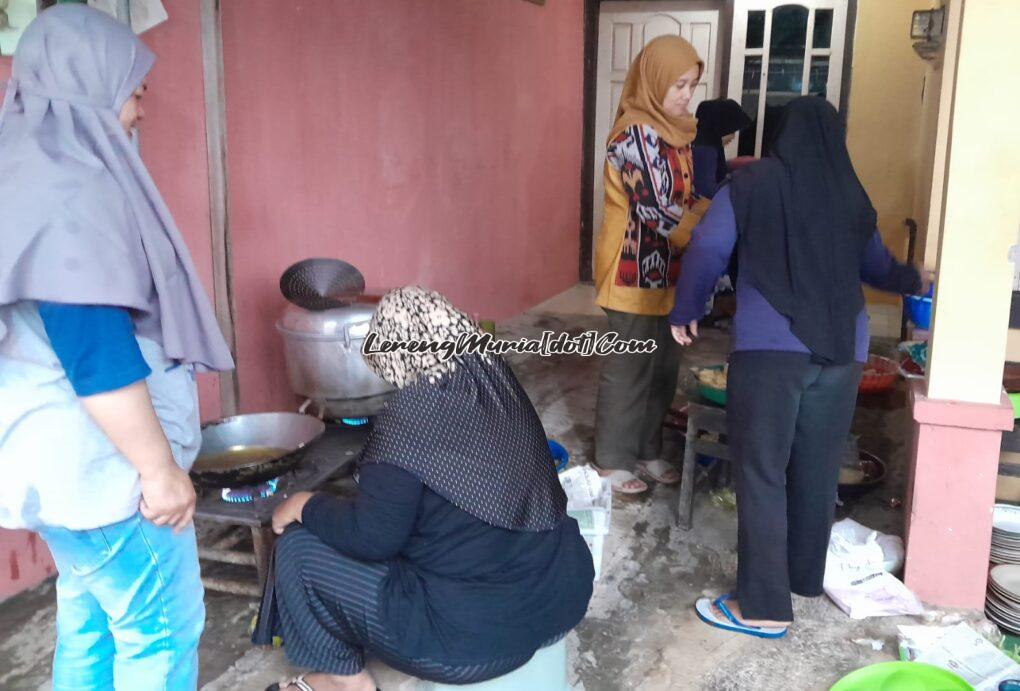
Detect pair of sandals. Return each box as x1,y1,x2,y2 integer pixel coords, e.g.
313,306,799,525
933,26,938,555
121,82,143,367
600,459,680,495
267,676,379,691
695,594,788,639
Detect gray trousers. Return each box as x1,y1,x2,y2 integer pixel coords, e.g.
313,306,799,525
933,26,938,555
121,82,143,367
594,308,683,471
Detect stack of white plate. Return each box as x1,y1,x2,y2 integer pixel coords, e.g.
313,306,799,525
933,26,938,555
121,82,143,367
991,504,1020,564
987,564,1020,634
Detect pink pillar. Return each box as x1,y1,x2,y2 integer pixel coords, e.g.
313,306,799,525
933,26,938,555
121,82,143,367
903,380,1014,608
0,531,54,601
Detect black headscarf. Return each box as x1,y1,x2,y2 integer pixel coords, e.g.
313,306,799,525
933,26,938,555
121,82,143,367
361,354,567,531
729,97,875,365
693,98,753,184
358,287,566,532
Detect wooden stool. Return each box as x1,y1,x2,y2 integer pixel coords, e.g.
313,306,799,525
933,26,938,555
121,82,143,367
676,401,731,530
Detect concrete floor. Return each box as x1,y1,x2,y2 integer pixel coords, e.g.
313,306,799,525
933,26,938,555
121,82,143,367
0,284,982,690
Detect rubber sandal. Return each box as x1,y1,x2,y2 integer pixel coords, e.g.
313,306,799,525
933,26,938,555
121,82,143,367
267,678,379,691
267,676,315,691
694,594,788,639
636,459,681,485
598,468,649,495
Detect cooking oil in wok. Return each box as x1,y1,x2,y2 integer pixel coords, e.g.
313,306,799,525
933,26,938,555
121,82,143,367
195,446,290,471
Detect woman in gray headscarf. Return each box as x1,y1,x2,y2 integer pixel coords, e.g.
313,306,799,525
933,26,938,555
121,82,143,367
0,5,232,689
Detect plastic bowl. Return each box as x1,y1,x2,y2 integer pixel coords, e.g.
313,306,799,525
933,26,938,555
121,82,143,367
859,355,899,394
837,450,887,500
694,365,727,407
906,295,932,330
830,661,971,691
548,439,569,472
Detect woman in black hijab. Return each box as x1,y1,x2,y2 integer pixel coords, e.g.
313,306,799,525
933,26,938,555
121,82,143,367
255,286,593,691
669,97,923,637
691,98,753,199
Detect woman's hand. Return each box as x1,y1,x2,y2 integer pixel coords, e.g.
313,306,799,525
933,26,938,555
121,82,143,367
79,380,197,533
139,462,196,532
671,320,699,346
918,268,935,297
272,491,315,535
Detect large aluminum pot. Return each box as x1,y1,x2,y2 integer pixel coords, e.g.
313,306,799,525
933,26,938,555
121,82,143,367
276,302,395,406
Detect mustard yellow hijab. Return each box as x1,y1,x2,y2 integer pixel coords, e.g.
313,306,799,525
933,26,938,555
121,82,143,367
608,36,703,149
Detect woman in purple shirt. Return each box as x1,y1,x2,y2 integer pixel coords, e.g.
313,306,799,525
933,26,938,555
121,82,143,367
669,97,924,638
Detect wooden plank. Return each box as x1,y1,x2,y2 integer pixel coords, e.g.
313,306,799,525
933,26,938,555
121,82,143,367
686,439,731,461
200,0,240,416
201,576,260,598
198,547,256,566
1002,424,1020,453
998,462,1020,479
579,0,599,282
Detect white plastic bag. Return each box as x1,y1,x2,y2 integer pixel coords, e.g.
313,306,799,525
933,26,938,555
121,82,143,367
827,518,905,575
824,519,922,619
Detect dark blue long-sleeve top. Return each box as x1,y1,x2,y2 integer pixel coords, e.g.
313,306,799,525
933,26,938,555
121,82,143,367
691,145,722,199
300,461,594,664
37,303,151,395
669,185,921,361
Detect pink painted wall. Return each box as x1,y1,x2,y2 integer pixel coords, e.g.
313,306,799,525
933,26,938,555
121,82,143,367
219,0,585,413
0,5,222,599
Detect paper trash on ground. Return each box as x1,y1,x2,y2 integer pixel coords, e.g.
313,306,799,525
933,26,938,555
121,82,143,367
824,519,922,619
559,465,611,535
900,623,1020,691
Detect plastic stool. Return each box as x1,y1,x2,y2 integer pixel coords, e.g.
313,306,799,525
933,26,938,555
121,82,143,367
416,638,570,691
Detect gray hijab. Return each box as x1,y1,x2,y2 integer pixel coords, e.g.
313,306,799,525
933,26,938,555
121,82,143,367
0,5,233,372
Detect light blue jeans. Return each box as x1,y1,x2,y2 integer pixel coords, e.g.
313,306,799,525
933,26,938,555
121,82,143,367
38,513,205,690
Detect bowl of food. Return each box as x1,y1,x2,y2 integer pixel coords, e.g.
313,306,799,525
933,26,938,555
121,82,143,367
693,364,728,407
837,450,887,500
859,355,899,394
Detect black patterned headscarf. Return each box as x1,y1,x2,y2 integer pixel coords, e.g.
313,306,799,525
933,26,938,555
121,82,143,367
362,286,483,389
359,286,567,532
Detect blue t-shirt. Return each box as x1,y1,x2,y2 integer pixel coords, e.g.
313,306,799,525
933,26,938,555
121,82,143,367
37,303,152,396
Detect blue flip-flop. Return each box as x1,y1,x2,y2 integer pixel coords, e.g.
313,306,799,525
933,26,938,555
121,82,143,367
695,594,788,639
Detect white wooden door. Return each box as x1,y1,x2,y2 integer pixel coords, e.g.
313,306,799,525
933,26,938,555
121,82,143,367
725,0,848,158
593,2,721,264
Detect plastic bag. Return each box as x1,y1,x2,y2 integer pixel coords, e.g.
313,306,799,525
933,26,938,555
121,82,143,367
827,518,905,575
823,519,921,619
